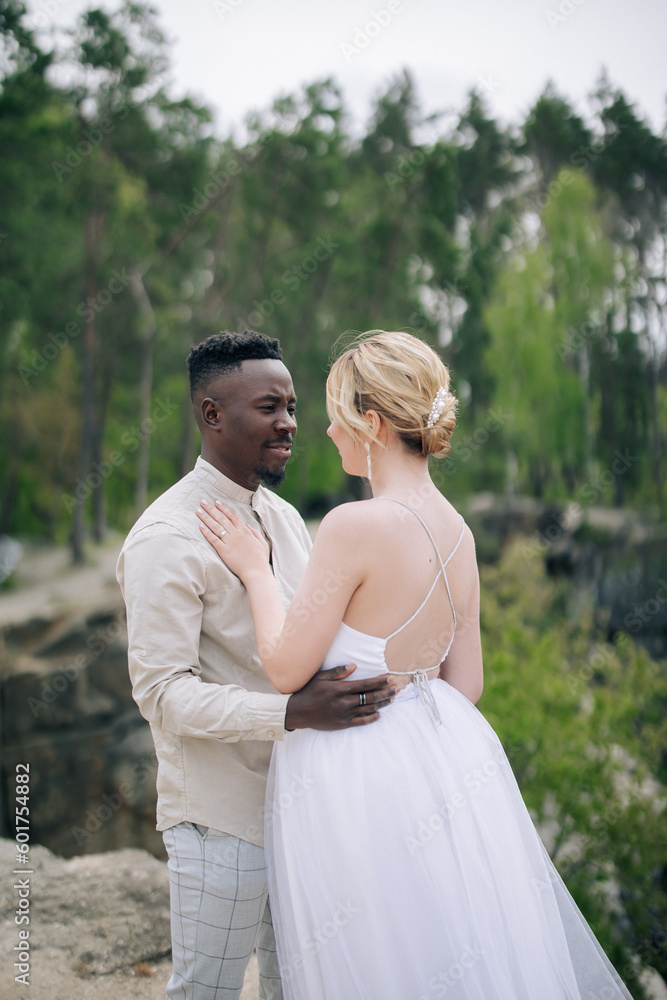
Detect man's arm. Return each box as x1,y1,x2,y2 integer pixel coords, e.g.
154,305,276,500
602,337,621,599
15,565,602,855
286,664,396,730
117,524,289,742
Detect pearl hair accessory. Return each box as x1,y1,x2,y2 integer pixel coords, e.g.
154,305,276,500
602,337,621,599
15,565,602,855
426,387,449,429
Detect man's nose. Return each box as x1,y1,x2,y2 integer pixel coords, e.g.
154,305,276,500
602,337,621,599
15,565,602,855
275,409,297,434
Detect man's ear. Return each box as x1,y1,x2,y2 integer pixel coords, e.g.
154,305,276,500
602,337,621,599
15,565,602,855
200,397,223,430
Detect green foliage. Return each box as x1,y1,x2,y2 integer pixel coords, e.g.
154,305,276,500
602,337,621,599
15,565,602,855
522,83,591,184
485,170,615,495
0,3,665,552
480,538,667,990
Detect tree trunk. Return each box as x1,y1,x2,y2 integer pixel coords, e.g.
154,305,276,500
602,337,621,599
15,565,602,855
176,191,235,481
0,443,21,536
578,342,593,482
505,450,518,498
129,271,157,518
649,343,663,507
290,262,333,511
91,356,115,541
71,209,102,564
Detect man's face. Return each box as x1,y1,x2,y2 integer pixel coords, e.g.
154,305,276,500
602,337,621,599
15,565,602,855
199,359,297,489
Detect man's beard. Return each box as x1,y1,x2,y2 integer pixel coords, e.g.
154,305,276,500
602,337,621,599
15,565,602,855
257,464,287,488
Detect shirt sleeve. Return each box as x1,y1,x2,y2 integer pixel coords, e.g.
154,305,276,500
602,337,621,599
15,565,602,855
116,523,290,743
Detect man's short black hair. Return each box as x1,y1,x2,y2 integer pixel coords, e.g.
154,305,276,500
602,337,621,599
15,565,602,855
186,330,283,398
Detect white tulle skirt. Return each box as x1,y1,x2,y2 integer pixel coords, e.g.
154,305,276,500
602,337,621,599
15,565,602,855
265,678,634,1000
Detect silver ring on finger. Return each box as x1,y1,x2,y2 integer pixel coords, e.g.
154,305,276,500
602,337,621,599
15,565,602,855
219,529,227,537
359,692,366,707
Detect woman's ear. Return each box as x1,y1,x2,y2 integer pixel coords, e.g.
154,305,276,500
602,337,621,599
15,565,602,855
364,409,383,442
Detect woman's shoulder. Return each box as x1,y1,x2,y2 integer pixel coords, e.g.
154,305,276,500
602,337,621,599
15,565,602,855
317,499,377,534
304,503,378,571
317,496,473,549
314,499,398,547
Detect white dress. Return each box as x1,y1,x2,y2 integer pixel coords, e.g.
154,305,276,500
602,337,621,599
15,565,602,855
265,499,634,1000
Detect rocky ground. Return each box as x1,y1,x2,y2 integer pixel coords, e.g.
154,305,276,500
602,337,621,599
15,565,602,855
0,838,258,1000
0,533,125,631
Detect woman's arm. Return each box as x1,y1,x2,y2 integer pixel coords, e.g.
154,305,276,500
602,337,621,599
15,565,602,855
440,529,483,704
197,500,365,693
440,580,483,703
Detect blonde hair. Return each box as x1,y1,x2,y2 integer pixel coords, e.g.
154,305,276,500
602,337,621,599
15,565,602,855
326,330,457,458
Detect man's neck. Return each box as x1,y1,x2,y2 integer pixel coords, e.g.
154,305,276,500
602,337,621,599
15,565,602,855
199,448,260,492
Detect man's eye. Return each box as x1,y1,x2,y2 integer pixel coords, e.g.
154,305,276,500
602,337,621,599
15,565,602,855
288,407,296,415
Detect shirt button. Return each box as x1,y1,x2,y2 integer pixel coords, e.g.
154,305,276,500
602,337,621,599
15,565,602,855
267,730,276,739
137,650,147,657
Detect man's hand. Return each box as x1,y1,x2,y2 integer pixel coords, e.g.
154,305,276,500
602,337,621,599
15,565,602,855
284,664,395,731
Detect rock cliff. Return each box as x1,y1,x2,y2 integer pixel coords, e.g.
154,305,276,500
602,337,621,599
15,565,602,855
0,537,161,858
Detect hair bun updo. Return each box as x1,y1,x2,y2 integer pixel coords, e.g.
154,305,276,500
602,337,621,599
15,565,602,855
326,330,458,458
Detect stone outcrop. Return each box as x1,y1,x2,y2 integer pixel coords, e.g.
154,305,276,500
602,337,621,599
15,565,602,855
0,837,264,1000
0,837,170,996
466,494,667,657
0,538,161,858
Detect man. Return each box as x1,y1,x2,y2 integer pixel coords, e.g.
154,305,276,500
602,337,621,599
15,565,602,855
116,330,395,1000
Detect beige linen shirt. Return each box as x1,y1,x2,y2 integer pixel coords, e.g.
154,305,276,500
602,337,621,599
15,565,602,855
116,456,312,847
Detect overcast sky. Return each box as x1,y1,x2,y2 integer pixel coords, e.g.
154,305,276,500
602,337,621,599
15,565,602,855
30,0,667,140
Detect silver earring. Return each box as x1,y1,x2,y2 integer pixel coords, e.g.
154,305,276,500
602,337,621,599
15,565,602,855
364,441,372,482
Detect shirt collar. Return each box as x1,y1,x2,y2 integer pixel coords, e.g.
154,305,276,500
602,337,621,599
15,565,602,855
195,456,263,507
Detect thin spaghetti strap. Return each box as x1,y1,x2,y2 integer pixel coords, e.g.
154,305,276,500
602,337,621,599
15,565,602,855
443,516,466,567
377,497,464,641
375,497,465,729
385,567,443,640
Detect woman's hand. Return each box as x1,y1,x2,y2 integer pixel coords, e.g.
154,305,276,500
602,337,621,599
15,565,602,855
196,500,271,583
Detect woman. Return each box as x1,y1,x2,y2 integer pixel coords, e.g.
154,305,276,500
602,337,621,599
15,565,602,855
196,330,633,999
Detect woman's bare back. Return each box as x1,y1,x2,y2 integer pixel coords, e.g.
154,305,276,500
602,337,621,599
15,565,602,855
340,495,480,692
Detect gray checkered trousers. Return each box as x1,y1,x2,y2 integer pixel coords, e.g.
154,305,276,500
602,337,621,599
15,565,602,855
163,822,282,1000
